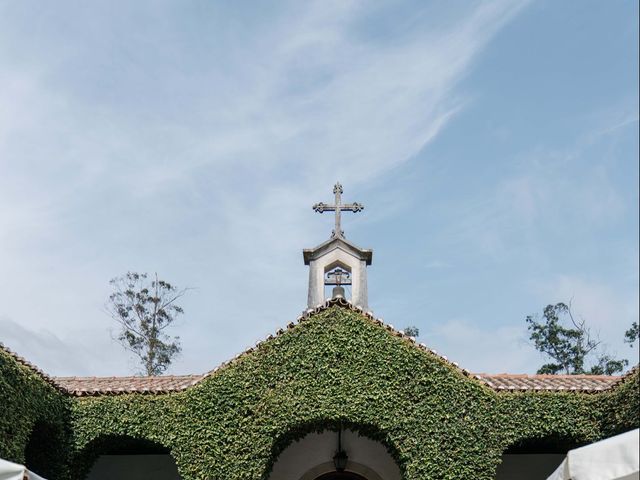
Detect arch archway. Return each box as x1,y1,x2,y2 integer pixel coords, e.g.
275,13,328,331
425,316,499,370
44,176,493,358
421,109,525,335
24,420,68,479
74,434,181,480
268,424,401,480
314,472,367,480
496,434,587,480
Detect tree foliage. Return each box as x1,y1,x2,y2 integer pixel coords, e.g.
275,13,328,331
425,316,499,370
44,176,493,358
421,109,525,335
527,302,628,375
404,325,419,338
106,272,187,376
625,322,639,347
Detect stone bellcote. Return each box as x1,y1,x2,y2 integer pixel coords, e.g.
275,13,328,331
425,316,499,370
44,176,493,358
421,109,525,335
304,183,372,309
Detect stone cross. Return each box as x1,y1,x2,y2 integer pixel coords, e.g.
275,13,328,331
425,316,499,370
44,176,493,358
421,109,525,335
312,182,364,238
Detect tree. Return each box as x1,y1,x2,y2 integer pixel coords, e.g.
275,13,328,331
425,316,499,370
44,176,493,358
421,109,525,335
404,326,419,338
526,302,628,375
624,322,639,347
106,272,188,376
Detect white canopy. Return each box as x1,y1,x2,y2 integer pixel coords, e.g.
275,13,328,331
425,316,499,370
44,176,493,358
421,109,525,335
547,429,639,480
0,458,46,480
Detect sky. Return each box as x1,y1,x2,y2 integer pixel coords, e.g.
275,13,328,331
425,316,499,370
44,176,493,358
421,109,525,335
0,0,638,377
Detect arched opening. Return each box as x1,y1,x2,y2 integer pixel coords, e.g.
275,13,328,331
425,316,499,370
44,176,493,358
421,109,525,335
314,473,367,480
496,434,586,480
76,435,181,480
268,424,401,480
24,420,68,479
324,261,353,302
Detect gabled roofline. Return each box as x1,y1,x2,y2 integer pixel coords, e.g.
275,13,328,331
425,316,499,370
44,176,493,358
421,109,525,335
3,301,635,396
55,298,630,396
303,236,372,265
0,342,66,394
197,297,475,386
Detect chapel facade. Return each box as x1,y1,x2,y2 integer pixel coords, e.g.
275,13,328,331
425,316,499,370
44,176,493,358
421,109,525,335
1,184,638,480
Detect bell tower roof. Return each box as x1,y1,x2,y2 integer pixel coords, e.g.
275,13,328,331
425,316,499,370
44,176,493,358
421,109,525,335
303,236,372,265
304,183,372,309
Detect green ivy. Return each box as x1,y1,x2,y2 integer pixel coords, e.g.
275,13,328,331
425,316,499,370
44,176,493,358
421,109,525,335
0,346,70,479
2,306,639,480
597,367,640,437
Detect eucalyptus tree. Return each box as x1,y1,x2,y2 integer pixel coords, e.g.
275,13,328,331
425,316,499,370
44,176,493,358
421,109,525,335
527,302,628,375
107,272,188,376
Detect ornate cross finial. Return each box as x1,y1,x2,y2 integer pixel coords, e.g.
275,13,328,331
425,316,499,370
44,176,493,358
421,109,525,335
312,182,364,238
325,267,352,286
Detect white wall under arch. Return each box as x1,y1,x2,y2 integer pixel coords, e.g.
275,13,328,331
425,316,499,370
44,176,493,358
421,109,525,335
86,454,181,480
268,429,401,480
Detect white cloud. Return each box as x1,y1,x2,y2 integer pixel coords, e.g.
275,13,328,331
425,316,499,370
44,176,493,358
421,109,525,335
0,1,533,376
426,318,538,373
433,109,636,263
0,316,126,376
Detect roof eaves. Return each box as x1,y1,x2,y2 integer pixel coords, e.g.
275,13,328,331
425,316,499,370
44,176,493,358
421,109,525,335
0,342,66,394
7,301,634,396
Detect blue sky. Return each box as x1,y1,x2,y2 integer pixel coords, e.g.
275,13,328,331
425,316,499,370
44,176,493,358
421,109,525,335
0,0,637,376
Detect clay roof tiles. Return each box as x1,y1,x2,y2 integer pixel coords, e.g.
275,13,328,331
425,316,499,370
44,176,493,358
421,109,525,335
473,373,620,392
53,375,203,396
53,372,624,396
3,300,633,397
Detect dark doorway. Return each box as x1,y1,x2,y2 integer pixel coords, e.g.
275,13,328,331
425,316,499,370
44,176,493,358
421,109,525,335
25,421,67,479
314,473,367,480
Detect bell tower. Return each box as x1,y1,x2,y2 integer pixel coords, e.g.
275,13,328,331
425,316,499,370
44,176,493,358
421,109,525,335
304,183,372,309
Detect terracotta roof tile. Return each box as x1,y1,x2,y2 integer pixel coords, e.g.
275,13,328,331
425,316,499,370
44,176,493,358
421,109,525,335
4,301,634,396
52,372,623,396
54,375,203,396
473,373,621,392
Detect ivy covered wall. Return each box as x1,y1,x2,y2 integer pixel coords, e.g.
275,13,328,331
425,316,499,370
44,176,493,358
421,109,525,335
67,306,640,480
2,305,639,480
0,346,70,479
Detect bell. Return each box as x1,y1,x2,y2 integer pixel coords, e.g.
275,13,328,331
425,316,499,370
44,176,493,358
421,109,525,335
332,286,345,298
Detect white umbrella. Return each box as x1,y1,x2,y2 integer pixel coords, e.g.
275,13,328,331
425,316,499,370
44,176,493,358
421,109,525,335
0,458,47,480
547,429,639,480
